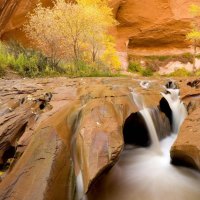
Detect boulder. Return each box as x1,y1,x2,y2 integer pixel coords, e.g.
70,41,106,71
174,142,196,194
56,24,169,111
73,82,138,192
171,107,200,170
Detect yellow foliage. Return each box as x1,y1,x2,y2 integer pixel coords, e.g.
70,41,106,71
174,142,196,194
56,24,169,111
189,4,200,16
101,36,121,70
186,29,200,40
24,0,118,67
187,4,200,43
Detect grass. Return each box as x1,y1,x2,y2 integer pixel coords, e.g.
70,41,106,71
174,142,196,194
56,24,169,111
128,61,154,76
168,68,192,77
63,62,115,77
0,41,121,78
128,53,195,73
128,62,143,73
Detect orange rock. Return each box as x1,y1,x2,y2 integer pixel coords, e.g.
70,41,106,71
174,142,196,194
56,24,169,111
110,0,200,53
0,127,75,200
0,76,186,198
73,97,136,192
171,107,200,170
1,0,200,54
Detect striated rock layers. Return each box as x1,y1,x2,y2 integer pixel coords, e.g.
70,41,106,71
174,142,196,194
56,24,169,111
1,0,200,53
0,77,171,199
1,77,200,199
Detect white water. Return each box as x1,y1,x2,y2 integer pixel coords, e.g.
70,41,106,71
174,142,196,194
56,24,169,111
131,87,161,153
87,86,200,200
140,109,161,154
130,88,144,110
161,88,187,133
88,134,200,200
76,170,89,200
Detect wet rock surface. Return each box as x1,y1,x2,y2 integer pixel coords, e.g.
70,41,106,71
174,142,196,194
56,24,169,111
171,107,200,170
0,77,200,199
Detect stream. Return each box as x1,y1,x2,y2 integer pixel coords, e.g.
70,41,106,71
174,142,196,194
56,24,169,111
77,81,200,200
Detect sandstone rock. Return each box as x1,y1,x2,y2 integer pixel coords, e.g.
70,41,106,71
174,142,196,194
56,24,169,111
1,0,199,54
110,0,200,53
0,103,35,165
0,127,75,200
0,0,53,44
73,82,139,192
187,79,200,88
171,107,200,170
0,77,178,198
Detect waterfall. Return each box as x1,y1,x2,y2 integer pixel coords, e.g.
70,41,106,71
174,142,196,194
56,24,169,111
87,84,200,200
161,88,187,133
130,88,144,110
139,109,161,154
130,88,161,153
76,171,88,200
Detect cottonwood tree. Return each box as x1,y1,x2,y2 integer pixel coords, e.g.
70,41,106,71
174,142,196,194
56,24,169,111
186,4,200,72
24,4,65,68
24,0,120,68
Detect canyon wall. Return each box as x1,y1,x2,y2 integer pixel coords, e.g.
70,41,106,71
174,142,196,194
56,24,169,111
1,0,200,54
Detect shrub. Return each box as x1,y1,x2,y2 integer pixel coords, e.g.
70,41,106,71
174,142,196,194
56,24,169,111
145,55,171,61
128,62,143,73
0,40,121,78
0,66,5,77
195,69,200,76
62,61,114,77
169,68,191,77
141,68,153,76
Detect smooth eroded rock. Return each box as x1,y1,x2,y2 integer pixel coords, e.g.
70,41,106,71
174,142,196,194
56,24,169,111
171,107,200,170
0,126,75,200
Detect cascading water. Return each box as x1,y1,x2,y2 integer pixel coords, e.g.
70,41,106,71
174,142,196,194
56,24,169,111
130,87,143,110
87,84,200,200
139,108,161,154
130,87,161,153
161,88,187,133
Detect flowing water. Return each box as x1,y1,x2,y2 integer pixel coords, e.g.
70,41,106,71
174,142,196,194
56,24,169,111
87,86,200,200
161,88,188,133
139,109,161,154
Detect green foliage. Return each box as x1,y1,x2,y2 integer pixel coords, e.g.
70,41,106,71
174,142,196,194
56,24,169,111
128,62,143,73
0,40,121,78
145,55,171,61
12,54,39,77
195,69,200,76
0,66,5,77
169,68,191,77
141,68,153,77
128,61,153,76
63,61,114,77
0,43,9,76
0,41,65,77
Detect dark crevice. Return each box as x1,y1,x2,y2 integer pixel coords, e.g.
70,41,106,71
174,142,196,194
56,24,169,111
159,97,172,127
123,112,151,147
0,145,16,171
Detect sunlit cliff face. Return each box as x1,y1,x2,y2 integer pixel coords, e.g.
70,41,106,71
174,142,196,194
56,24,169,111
1,0,200,52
